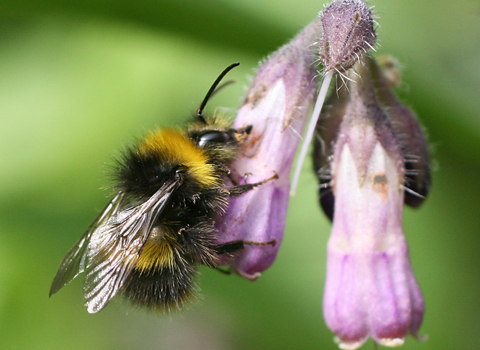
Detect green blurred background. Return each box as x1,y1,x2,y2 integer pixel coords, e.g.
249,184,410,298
1,0,479,349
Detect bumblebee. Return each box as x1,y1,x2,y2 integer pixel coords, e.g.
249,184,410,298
50,63,275,313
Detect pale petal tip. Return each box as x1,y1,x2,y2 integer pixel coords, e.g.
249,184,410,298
376,337,405,347
413,333,429,342
334,336,368,350
234,268,262,281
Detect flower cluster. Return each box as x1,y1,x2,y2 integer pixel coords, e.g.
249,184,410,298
217,0,430,348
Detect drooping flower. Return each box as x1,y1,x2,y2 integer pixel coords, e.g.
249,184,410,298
318,56,426,349
292,0,376,195
214,20,320,279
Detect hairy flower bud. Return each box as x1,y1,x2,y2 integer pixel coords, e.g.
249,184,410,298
319,0,376,72
215,21,319,279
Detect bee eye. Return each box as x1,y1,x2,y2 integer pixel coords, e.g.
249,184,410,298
196,131,231,148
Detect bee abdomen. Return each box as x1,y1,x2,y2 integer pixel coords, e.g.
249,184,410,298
122,261,198,312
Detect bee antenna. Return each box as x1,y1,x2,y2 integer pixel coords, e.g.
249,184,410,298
196,62,240,124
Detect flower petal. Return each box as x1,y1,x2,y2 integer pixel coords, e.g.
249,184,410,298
215,21,319,279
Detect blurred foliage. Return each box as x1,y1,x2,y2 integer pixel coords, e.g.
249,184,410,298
1,0,480,349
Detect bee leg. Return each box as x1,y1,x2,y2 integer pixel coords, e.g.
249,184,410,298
213,239,276,254
212,240,276,275
214,266,233,275
228,172,279,197
243,239,276,247
226,170,240,186
226,170,252,186
214,240,245,254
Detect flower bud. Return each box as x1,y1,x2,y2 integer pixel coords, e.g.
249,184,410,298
319,0,376,72
375,55,402,88
214,21,320,279
322,59,425,349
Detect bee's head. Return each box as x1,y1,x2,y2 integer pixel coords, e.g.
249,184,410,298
187,62,252,162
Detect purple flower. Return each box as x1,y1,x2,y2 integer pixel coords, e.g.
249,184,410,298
214,21,319,279
320,57,425,348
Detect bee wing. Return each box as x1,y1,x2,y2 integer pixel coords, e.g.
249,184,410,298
83,178,181,313
50,192,125,297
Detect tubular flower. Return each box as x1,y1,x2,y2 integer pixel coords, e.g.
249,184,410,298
214,20,320,279
320,57,425,349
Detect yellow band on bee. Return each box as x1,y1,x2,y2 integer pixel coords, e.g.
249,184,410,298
135,239,176,272
139,129,219,187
